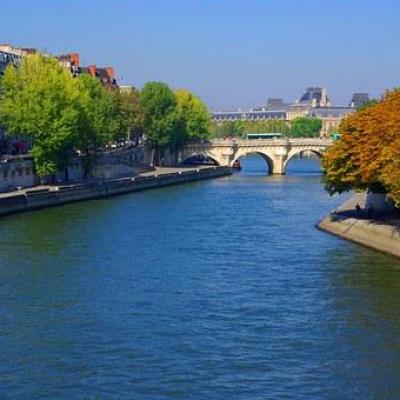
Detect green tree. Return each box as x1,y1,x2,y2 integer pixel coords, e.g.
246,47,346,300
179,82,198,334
0,54,81,178
140,81,178,165
113,87,143,141
356,99,379,111
74,74,119,175
209,120,245,138
245,120,290,136
288,117,322,138
209,121,227,138
173,89,210,152
210,119,291,139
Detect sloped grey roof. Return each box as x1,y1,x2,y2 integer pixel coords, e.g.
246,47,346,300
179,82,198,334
311,107,355,118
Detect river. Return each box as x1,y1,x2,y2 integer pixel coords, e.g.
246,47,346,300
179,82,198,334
0,155,399,399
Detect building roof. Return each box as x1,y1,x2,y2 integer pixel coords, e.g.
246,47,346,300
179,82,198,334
349,93,370,107
311,107,355,118
0,50,21,75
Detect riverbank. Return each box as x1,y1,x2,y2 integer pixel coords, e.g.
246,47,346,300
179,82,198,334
0,166,232,217
317,193,400,258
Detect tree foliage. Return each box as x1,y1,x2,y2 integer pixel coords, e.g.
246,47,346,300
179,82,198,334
323,89,400,206
209,118,322,138
288,117,322,138
140,82,179,164
0,55,126,177
173,89,210,150
357,99,379,111
73,74,121,174
113,87,143,141
0,56,212,174
210,120,291,138
75,74,118,149
209,121,245,138
0,55,81,176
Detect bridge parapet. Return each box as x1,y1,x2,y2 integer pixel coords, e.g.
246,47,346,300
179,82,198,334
207,138,332,146
287,138,333,146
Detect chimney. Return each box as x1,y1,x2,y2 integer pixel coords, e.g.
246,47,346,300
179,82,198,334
106,67,114,80
69,53,80,67
21,48,37,57
88,65,96,77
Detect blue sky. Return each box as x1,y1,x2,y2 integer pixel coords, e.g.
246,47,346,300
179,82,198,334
1,0,399,108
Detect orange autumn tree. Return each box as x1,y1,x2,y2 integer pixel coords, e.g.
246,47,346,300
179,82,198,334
323,88,400,207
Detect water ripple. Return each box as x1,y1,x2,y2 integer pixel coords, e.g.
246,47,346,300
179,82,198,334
0,157,399,399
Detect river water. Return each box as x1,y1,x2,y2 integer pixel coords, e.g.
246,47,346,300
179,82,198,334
1,155,400,399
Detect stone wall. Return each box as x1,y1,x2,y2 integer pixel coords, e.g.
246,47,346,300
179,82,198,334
0,166,232,217
0,146,151,193
91,147,151,179
0,156,36,192
318,193,400,258
318,213,400,258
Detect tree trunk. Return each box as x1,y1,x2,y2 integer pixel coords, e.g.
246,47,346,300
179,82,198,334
174,149,180,166
151,146,160,167
150,147,156,167
84,148,90,178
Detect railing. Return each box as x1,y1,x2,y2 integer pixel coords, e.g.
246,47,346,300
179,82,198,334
0,153,32,163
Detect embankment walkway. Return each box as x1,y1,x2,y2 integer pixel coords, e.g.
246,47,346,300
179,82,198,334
0,166,232,217
318,193,400,258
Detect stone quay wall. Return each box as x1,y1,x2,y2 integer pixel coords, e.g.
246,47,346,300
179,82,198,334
0,146,149,193
0,156,36,192
0,166,232,217
317,193,400,258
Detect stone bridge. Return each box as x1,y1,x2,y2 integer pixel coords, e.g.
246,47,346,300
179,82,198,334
178,138,332,174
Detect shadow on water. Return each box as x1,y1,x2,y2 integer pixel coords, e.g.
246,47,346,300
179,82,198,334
286,154,323,175
238,153,323,176
236,153,270,175
0,199,115,264
321,247,400,398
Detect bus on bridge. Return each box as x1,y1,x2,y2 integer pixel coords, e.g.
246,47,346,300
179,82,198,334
246,133,283,140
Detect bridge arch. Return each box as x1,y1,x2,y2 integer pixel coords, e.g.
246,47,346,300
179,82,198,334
181,151,221,166
284,148,324,173
233,149,277,174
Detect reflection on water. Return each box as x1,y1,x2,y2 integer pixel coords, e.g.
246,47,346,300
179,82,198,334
0,155,399,399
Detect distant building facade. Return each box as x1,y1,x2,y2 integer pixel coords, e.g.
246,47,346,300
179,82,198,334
212,87,367,137
0,44,117,87
57,52,117,87
0,45,22,75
